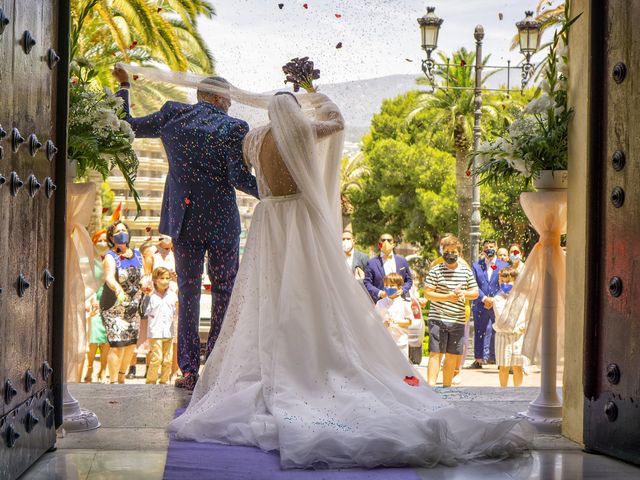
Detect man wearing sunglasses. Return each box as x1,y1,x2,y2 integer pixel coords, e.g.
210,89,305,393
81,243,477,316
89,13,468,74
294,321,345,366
363,234,413,303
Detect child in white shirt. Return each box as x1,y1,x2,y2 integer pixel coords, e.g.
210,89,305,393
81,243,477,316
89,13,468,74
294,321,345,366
493,267,527,387
375,273,413,357
145,267,178,384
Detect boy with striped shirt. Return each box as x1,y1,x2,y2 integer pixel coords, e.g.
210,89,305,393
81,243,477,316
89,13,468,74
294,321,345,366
424,236,479,387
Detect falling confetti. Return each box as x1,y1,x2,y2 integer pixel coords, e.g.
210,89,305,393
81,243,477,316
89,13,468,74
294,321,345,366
278,3,284,9
335,13,342,19
460,60,466,67
405,58,413,62
336,42,343,49
498,12,503,20
102,207,109,214
129,41,138,49
303,3,308,9
157,7,163,13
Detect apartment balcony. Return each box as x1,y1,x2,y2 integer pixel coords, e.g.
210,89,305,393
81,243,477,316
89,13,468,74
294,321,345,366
107,176,166,191
136,157,168,172
113,195,163,210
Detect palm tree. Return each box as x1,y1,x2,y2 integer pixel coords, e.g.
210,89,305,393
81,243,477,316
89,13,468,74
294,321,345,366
410,48,513,260
71,0,216,110
72,0,215,72
340,152,370,230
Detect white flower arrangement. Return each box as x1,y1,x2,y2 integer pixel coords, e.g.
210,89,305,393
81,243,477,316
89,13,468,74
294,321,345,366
473,6,581,186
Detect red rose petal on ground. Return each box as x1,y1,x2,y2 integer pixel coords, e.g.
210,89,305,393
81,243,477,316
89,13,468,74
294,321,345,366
404,376,419,387
102,207,109,214
336,42,343,49
465,169,471,176
335,13,342,18
157,7,163,12
303,3,308,9
129,41,137,49
278,3,284,9
460,60,466,67
133,75,139,81
145,226,151,232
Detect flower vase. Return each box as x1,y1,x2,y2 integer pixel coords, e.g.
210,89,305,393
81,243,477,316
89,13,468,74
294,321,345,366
514,170,567,433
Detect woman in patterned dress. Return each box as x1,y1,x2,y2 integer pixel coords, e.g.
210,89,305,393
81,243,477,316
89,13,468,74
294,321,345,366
100,221,149,383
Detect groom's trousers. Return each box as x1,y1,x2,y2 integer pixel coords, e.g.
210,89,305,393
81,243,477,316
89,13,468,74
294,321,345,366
173,236,240,376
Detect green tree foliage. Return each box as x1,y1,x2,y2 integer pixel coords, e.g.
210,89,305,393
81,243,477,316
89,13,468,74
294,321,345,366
349,91,537,258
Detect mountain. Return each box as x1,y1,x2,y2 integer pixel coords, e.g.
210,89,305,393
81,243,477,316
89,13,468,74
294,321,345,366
318,74,426,146
230,74,427,154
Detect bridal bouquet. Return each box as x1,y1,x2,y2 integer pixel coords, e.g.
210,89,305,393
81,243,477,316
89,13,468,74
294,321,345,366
282,57,320,93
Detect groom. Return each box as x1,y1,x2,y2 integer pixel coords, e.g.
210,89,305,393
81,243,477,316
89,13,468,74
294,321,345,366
113,67,259,390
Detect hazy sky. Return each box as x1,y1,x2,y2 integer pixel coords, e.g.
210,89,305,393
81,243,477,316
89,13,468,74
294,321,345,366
198,0,547,92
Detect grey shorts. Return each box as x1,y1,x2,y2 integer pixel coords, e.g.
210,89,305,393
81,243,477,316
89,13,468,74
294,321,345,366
428,320,466,355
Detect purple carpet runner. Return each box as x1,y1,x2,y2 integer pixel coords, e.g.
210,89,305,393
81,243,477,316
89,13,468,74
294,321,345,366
163,409,420,479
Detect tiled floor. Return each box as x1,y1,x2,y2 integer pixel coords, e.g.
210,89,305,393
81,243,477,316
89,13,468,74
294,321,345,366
17,384,640,480
21,449,640,479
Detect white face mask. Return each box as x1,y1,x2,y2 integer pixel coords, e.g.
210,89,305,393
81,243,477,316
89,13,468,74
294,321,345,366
342,239,353,252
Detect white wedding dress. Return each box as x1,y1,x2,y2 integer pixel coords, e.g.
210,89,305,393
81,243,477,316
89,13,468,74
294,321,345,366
169,93,531,469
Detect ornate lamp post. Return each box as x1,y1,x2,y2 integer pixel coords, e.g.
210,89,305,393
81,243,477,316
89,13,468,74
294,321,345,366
517,10,543,90
417,8,541,261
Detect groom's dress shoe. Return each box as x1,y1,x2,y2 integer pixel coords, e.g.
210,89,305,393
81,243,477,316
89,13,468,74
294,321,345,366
175,373,199,391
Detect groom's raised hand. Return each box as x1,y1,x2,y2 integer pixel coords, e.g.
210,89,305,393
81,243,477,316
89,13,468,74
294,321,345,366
112,66,129,86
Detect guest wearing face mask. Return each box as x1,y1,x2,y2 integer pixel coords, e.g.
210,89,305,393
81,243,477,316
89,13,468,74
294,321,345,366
364,233,413,303
424,236,478,387
82,229,111,382
100,221,151,383
430,233,472,384
467,239,509,369
342,230,369,280
508,243,525,274
153,234,180,379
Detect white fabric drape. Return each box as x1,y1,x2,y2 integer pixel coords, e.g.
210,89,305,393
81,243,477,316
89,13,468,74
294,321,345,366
64,182,98,383
497,191,567,364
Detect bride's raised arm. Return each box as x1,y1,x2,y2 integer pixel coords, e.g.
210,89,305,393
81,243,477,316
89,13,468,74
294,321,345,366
306,94,345,139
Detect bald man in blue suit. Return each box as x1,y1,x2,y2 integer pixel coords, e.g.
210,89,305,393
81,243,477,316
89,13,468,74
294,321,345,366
114,67,259,390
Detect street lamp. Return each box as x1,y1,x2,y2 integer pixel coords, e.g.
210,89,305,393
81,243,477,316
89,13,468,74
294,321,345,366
516,10,542,90
417,7,541,261
418,7,444,84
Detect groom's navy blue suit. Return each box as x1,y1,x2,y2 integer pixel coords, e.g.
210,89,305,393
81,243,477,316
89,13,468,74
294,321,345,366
117,89,259,376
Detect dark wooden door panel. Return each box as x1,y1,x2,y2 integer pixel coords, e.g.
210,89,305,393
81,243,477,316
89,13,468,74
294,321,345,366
584,0,640,465
0,0,63,478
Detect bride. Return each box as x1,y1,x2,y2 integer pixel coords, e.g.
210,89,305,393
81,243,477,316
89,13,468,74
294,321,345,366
124,66,531,469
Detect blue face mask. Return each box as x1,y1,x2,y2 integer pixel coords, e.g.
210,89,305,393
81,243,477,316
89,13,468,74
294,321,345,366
113,232,129,245
484,248,496,258
509,253,521,263
500,284,513,294
384,287,398,297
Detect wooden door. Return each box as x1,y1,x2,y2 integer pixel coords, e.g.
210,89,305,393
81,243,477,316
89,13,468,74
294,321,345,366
0,0,69,478
584,0,640,465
